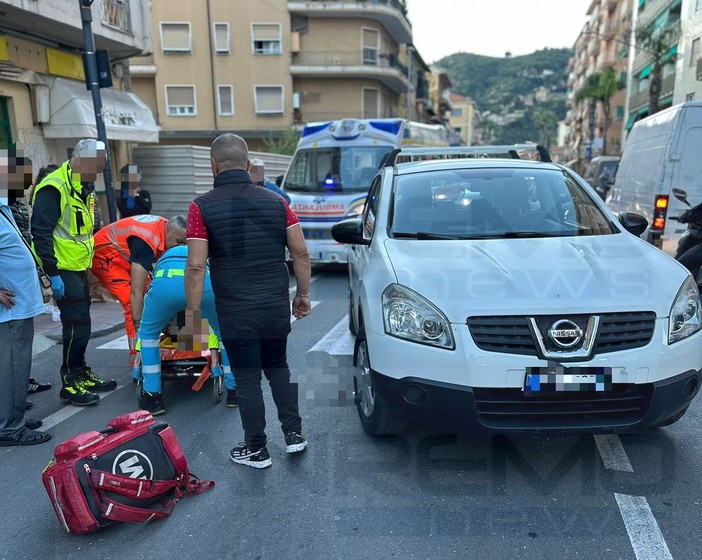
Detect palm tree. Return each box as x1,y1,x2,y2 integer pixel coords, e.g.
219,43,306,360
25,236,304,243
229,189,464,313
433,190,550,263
575,73,601,158
633,22,680,116
596,66,620,155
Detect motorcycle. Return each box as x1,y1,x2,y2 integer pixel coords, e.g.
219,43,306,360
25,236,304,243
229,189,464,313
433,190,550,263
670,188,702,286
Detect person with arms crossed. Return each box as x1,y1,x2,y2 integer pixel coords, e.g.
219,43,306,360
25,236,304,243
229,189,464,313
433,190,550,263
31,139,116,406
185,133,311,469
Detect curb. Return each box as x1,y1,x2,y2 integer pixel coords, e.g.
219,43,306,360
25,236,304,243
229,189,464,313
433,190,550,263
44,320,126,342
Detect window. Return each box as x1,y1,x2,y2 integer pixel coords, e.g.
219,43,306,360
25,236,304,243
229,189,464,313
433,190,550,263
0,96,12,149
362,28,379,65
213,23,229,53
452,108,463,117
217,85,234,116
687,92,696,101
252,23,282,55
616,105,625,119
160,22,192,53
254,85,284,114
165,85,196,116
691,38,701,67
363,177,382,238
363,88,379,119
697,0,702,11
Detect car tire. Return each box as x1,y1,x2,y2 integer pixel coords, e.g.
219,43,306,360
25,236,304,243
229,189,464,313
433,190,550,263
355,333,409,436
652,405,690,429
348,291,357,336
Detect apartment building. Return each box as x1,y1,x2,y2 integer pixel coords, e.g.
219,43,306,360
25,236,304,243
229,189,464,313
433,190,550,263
0,0,153,174
447,92,479,146
674,0,702,103
565,0,634,170
131,0,438,151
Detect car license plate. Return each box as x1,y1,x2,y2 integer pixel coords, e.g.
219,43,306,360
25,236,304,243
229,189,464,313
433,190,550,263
523,366,612,395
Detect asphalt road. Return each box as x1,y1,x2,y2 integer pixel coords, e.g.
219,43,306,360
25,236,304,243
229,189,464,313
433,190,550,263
2,265,701,560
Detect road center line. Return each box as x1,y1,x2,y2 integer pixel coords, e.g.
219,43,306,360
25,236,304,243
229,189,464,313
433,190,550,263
614,493,673,560
594,434,634,472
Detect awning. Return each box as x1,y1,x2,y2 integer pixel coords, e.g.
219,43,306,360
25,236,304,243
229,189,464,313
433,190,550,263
662,44,678,64
639,64,652,79
625,108,649,130
42,77,158,143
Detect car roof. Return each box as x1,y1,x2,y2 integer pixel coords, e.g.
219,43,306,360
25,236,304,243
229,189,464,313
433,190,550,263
393,158,563,175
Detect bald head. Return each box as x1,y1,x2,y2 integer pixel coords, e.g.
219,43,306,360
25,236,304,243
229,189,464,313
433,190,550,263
211,134,249,174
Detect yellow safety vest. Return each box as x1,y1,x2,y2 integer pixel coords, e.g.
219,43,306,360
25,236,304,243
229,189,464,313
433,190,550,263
32,161,95,271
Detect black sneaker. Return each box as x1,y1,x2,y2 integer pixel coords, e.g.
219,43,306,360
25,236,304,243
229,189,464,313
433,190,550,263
81,367,117,392
24,419,43,430
230,444,272,469
139,391,166,416
226,388,239,408
27,378,52,393
60,378,99,406
284,432,308,454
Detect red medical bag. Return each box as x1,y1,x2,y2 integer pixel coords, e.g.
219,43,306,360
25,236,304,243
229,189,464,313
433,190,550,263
42,410,214,534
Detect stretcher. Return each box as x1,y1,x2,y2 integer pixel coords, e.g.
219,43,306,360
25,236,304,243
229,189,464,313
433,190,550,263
132,311,224,403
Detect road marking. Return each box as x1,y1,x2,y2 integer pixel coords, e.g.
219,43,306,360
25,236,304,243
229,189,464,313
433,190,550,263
309,315,355,355
594,434,634,472
40,385,123,431
32,333,56,357
98,302,320,350
614,493,673,560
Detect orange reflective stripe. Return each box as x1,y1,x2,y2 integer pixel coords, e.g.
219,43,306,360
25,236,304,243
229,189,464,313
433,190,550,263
93,216,168,263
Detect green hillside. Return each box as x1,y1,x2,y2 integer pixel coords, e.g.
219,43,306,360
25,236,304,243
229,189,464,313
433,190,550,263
436,48,572,145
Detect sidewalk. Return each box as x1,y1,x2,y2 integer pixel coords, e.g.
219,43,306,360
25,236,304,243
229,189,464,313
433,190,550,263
34,301,125,342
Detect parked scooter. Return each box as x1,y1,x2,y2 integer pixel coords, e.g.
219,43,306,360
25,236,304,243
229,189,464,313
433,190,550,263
670,188,702,285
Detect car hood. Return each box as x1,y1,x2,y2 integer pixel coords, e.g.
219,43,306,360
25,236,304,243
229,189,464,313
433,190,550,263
383,234,688,320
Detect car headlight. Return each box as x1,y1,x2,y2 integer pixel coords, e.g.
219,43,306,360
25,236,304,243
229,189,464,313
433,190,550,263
382,284,455,349
669,276,702,344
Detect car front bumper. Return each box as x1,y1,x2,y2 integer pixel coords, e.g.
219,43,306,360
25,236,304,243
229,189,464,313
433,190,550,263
369,368,701,434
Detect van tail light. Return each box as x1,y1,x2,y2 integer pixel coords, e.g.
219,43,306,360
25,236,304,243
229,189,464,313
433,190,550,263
651,194,669,231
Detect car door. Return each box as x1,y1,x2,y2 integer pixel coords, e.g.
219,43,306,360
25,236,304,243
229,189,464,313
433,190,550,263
349,175,382,323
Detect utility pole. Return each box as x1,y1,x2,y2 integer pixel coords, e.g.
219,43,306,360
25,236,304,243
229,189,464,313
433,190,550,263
406,44,414,121
79,0,117,224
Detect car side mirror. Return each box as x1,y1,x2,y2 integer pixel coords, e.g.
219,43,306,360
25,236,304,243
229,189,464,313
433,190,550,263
672,187,689,204
331,218,369,245
617,211,648,237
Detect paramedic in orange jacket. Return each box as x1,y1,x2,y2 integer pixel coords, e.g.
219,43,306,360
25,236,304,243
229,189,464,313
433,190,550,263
91,214,187,362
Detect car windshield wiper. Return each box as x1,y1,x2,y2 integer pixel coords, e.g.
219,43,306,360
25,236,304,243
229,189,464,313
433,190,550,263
392,231,459,240
496,231,559,238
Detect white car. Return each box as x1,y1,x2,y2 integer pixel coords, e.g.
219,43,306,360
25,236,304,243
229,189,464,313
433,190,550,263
332,146,702,436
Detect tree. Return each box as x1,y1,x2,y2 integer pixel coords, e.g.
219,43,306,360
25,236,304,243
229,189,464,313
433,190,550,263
263,127,300,156
575,73,601,158
532,107,558,149
596,66,620,155
631,22,680,116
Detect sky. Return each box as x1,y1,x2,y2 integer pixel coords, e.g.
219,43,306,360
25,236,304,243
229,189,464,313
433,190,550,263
405,0,594,63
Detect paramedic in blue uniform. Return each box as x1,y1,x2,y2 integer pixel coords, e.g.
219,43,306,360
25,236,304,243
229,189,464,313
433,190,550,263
135,244,236,415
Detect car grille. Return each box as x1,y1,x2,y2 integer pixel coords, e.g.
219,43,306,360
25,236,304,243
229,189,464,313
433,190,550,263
467,312,656,356
473,385,653,429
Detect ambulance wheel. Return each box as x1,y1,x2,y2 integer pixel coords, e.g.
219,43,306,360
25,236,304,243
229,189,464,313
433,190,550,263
213,375,223,403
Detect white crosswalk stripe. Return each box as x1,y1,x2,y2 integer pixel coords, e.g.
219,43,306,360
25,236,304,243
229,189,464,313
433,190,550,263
308,316,355,355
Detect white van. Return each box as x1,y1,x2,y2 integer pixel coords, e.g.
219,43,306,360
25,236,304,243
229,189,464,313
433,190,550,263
606,101,702,257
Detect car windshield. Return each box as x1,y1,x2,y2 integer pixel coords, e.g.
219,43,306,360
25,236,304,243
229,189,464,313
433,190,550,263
284,146,392,193
390,167,617,239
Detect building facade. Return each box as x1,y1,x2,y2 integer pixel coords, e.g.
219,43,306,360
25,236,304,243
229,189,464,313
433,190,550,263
0,0,153,170
447,91,479,146
130,0,442,151
674,0,702,103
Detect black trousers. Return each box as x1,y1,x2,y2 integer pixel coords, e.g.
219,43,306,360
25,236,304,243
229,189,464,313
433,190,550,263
219,303,302,450
56,270,91,375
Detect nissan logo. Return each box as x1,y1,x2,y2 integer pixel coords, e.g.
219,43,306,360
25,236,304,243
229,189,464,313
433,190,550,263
547,319,583,349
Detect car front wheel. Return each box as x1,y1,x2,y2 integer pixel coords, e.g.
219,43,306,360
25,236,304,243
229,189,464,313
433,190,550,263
355,334,409,436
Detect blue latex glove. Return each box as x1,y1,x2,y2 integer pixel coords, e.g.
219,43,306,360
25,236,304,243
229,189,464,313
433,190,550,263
49,275,64,301
131,366,143,383
210,365,223,378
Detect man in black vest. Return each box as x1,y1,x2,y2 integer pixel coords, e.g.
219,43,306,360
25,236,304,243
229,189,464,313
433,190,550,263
185,133,311,469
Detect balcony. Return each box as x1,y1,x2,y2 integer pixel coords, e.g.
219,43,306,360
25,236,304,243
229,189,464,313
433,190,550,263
287,0,411,44
0,0,151,58
628,74,676,112
291,50,409,93
129,55,156,77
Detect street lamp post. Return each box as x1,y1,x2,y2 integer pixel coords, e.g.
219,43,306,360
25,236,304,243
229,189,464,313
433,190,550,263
406,44,413,121
79,0,117,224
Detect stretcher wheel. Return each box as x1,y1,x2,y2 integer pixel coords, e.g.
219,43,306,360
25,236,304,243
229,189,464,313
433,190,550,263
135,379,144,401
213,374,223,403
